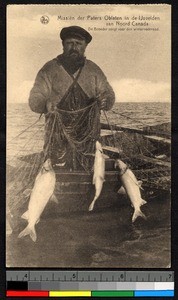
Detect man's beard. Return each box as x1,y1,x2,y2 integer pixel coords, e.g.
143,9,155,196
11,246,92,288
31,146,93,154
67,49,81,58
62,51,85,74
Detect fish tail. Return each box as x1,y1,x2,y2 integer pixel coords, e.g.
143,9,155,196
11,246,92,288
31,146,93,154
132,209,147,223
89,195,98,211
141,199,147,206
18,225,37,242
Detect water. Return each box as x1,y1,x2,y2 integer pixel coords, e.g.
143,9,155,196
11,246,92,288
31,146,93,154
6,102,171,268
101,102,171,129
7,102,171,140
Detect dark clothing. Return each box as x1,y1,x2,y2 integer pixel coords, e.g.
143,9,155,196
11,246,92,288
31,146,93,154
57,54,85,75
29,55,115,114
44,75,100,170
60,26,92,44
29,55,115,170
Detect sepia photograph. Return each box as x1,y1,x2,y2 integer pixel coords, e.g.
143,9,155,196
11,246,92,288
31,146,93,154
6,4,171,268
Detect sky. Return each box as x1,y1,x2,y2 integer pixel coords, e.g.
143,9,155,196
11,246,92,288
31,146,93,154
7,4,171,103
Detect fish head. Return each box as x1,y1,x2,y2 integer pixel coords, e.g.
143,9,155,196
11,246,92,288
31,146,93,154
43,158,53,171
115,159,127,171
95,141,103,153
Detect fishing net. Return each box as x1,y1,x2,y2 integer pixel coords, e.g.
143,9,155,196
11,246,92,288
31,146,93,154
6,101,100,225
43,101,100,171
7,115,45,225
6,102,171,231
100,110,171,192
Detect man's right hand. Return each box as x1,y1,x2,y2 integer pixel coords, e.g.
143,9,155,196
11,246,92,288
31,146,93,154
46,100,57,112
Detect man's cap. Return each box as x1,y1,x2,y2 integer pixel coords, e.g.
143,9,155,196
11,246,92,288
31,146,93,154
60,26,92,44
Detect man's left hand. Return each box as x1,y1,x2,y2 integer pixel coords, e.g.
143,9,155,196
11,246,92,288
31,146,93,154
99,98,107,110
96,94,107,110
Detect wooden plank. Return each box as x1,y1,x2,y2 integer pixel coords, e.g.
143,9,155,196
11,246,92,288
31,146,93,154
101,123,143,134
102,146,121,159
132,154,171,168
55,180,121,194
101,122,170,138
144,135,171,145
101,129,122,137
55,182,91,194
143,122,171,138
143,135,170,157
55,171,119,182
105,158,115,170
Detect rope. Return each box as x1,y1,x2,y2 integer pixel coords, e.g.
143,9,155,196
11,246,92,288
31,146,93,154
7,125,43,164
57,102,95,114
7,114,43,145
103,110,168,161
43,111,58,161
102,110,149,188
103,108,170,190
110,109,171,136
6,103,170,216
103,110,117,148
111,109,147,127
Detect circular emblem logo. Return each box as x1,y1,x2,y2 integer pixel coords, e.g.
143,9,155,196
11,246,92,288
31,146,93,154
40,15,49,24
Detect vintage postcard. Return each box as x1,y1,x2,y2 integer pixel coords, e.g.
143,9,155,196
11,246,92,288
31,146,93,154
6,4,171,268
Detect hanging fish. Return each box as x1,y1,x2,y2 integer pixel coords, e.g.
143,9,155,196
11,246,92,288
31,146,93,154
89,141,108,211
18,158,57,242
115,159,147,223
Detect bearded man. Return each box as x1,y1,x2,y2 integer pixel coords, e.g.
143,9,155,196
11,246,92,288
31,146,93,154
29,26,115,171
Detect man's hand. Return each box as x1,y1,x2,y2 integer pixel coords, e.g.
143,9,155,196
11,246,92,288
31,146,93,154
99,98,107,110
96,93,107,110
46,100,57,112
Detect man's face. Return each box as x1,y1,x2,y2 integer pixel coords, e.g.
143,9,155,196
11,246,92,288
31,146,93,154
63,38,87,59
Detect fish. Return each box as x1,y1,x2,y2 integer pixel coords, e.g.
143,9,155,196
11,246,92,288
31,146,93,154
89,141,108,211
115,159,147,223
18,158,57,242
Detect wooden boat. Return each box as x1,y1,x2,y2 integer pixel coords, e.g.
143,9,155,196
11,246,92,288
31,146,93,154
45,122,170,216
7,121,171,225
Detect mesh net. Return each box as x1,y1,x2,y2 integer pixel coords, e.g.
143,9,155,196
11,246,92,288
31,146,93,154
100,110,171,192
43,102,100,171
6,104,171,228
